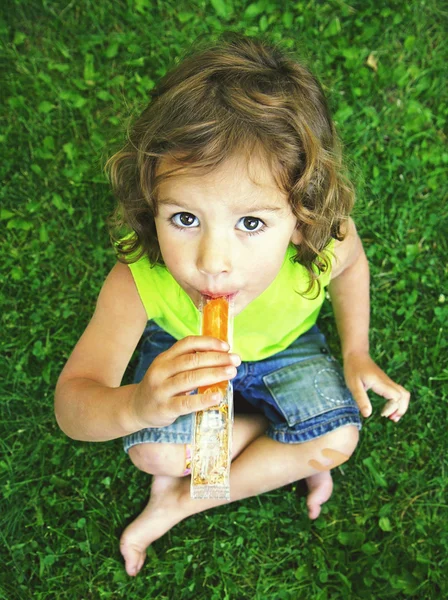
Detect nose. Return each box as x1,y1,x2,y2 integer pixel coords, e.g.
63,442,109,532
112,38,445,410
197,231,232,276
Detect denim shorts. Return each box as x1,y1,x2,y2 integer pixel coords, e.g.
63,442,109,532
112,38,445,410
123,322,362,452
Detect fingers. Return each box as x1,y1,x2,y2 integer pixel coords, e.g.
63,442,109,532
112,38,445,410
165,363,238,397
173,390,225,417
380,385,410,422
370,377,402,402
162,348,240,380
164,335,230,359
345,355,411,423
150,347,240,396
370,378,410,421
350,379,373,418
137,335,240,426
149,335,240,395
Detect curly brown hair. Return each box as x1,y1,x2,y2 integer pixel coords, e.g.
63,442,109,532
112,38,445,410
104,32,355,297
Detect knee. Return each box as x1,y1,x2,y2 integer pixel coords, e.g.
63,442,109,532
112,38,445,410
128,443,184,476
128,443,159,474
331,424,359,455
309,425,359,472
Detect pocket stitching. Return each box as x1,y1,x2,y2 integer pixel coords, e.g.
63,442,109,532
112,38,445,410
314,367,349,405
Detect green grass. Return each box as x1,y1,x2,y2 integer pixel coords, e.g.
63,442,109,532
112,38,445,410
1,0,447,598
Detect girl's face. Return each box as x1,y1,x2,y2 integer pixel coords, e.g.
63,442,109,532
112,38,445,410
154,153,301,316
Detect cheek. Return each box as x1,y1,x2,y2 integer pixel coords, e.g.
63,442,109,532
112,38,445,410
253,233,290,265
243,240,286,280
160,242,185,273
155,222,183,263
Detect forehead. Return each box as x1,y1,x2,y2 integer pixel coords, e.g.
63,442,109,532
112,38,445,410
155,152,287,207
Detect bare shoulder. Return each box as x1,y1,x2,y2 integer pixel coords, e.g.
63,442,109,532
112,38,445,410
96,261,147,320
57,262,148,387
330,217,364,279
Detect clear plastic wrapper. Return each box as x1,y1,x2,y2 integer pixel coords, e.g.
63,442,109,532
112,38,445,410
191,296,234,500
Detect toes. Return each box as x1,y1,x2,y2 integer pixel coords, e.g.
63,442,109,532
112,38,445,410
120,540,145,576
126,555,141,577
307,500,321,520
125,552,145,577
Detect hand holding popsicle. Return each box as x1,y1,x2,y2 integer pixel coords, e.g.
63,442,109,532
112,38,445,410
131,334,240,429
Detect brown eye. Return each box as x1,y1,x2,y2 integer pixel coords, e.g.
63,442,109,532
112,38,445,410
243,217,259,230
172,212,198,228
237,216,264,233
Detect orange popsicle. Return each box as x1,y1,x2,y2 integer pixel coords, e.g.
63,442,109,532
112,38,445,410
199,297,229,395
192,295,233,498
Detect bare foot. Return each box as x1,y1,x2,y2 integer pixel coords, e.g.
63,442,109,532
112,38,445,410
305,471,333,519
120,475,187,576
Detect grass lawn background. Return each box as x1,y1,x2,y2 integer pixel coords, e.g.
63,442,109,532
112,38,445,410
1,0,447,598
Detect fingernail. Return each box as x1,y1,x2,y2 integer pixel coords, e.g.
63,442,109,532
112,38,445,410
205,393,221,404
221,342,230,350
230,354,241,366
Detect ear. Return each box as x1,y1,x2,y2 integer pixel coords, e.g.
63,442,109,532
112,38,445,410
290,225,302,245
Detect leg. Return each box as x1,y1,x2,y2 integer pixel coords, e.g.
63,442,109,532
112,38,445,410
121,424,358,575
121,413,268,575
184,424,358,503
127,412,270,476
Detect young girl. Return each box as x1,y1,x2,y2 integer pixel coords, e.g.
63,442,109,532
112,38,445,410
55,33,410,577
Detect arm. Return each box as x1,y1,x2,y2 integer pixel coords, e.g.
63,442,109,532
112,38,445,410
327,218,370,359
55,262,238,442
328,219,410,419
54,262,149,441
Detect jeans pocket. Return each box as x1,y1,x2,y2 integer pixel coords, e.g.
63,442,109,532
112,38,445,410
262,356,354,426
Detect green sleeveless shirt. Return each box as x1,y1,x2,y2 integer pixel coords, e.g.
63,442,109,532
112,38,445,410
127,242,334,362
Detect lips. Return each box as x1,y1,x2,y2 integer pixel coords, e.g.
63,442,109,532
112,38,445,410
200,291,238,300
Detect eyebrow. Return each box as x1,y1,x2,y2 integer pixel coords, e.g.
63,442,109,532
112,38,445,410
157,197,284,213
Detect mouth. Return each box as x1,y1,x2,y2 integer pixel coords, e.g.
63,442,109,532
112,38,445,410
200,290,239,301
